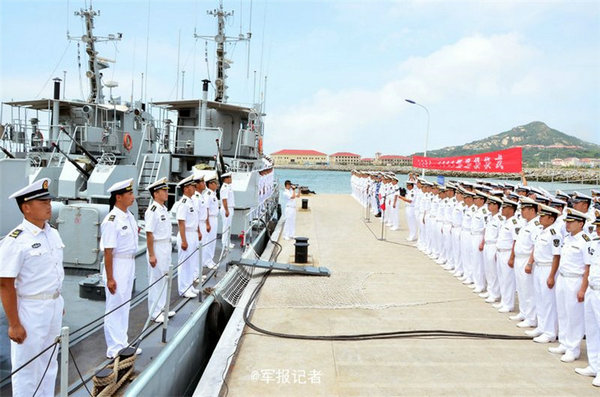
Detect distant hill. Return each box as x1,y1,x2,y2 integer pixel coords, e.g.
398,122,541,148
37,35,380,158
412,121,600,167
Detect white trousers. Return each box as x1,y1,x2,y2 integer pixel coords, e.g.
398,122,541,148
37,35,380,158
11,296,63,397
471,234,486,290
483,244,500,299
283,205,296,239
391,205,399,229
203,216,218,267
451,227,462,271
104,257,135,358
584,288,600,372
177,229,200,295
405,206,417,240
533,264,557,338
220,209,233,247
460,230,472,281
147,240,172,318
514,255,536,323
441,224,452,262
555,274,585,356
417,211,426,247
497,250,516,310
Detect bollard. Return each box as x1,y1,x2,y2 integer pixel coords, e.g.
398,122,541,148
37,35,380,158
162,264,174,343
301,198,308,209
294,237,309,263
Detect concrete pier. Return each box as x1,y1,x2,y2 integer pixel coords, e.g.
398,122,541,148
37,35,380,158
224,194,594,396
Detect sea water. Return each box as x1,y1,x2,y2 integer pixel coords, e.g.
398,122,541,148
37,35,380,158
275,168,598,195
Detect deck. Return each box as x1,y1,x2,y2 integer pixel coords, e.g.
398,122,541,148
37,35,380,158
223,194,594,396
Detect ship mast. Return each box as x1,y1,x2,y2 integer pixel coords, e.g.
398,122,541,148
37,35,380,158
68,2,122,104
194,0,251,103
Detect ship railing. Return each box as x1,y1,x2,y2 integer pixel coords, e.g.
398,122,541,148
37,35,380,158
0,223,235,396
242,182,280,247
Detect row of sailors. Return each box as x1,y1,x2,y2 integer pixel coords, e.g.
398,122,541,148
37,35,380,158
0,172,238,396
408,179,600,388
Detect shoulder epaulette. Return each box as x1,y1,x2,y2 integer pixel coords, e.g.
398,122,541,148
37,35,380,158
150,205,157,212
594,237,600,241
482,208,487,214
471,207,476,212
108,215,116,222
582,234,591,242
550,229,556,235
182,198,187,203
534,220,540,226
9,229,23,238
512,218,518,224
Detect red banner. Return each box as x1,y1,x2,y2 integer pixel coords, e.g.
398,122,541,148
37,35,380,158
412,147,522,173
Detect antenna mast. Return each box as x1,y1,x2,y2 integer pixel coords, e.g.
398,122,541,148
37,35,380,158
194,0,251,103
68,2,122,104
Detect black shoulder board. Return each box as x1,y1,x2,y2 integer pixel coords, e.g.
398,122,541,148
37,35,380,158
582,234,591,242
515,227,521,234
108,215,116,222
512,218,518,224
550,229,556,235
182,198,187,203
150,205,157,212
9,229,23,238
594,237,600,241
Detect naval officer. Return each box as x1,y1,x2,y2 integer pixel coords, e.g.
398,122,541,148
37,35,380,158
220,172,235,249
100,178,142,358
144,177,175,323
204,174,220,269
575,213,600,386
0,178,64,397
174,175,201,298
283,180,298,240
399,180,417,240
548,208,591,363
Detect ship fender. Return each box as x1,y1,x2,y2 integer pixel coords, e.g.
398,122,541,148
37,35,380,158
206,300,228,346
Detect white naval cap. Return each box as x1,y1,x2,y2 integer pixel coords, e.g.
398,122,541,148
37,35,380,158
177,174,196,188
205,171,218,183
9,177,54,203
486,194,503,206
221,172,232,178
572,191,592,202
519,196,538,209
539,204,561,217
107,178,134,195
565,208,588,222
147,177,169,193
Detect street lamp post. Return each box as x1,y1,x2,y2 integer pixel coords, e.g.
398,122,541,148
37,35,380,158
405,99,430,177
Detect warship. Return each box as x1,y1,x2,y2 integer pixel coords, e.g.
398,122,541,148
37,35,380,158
0,1,282,395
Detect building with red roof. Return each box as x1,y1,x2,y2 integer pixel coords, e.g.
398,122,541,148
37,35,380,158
374,155,412,166
329,151,361,166
271,149,328,166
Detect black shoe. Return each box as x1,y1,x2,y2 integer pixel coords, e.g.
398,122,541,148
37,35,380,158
374,213,382,218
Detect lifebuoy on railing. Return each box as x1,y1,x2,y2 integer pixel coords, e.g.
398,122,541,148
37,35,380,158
123,133,133,151
258,138,263,154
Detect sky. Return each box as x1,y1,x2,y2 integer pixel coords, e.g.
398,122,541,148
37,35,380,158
1,0,599,157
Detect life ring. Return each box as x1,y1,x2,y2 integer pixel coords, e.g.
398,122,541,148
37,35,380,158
258,137,263,154
123,133,133,151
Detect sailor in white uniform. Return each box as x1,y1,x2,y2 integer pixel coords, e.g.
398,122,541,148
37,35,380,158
548,208,591,363
470,190,489,293
174,175,201,298
144,177,175,323
204,174,220,269
219,172,235,249
496,198,521,313
283,180,298,240
100,178,141,358
481,193,503,303
400,180,417,240
575,213,600,386
528,204,562,343
0,178,64,397
193,175,211,277
510,197,543,328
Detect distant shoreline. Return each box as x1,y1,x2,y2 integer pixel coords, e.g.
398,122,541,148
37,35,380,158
275,164,600,184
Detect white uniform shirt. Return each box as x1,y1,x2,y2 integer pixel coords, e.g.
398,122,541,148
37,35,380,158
406,188,415,207
497,216,522,250
220,182,236,210
559,231,591,275
588,237,600,286
284,188,296,207
484,213,503,243
533,225,562,263
100,207,138,255
206,190,220,217
144,200,172,240
462,204,476,230
176,195,199,230
193,191,209,222
0,220,64,296
514,218,543,256
471,206,489,234
452,202,464,227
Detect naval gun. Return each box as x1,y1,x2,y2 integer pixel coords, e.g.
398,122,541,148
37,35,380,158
0,146,15,159
59,127,99,165
51,142,91,179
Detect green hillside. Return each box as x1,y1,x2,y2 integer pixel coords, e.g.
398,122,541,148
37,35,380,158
412,121,600,167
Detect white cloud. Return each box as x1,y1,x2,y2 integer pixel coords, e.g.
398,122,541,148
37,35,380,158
267,32,544,154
